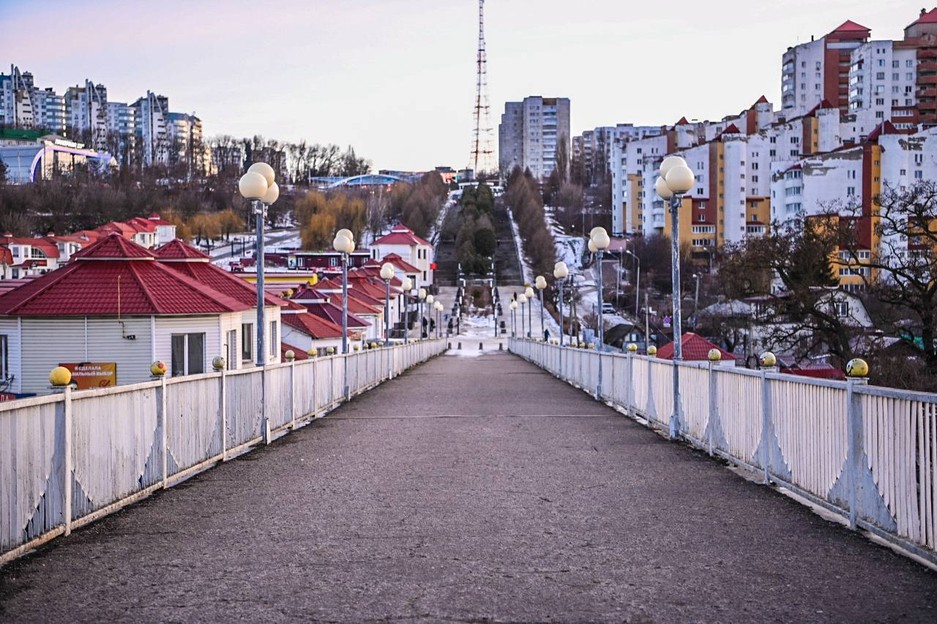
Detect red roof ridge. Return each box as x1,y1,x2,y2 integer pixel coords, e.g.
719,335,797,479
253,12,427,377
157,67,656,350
909,8,937,27
829,19,870,34
154,239,211,261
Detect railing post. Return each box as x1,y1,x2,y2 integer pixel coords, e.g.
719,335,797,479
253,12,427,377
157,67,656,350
290,360,296,430
160,374,168,487
707,361,717,456
63,385,72,536
846,377,867,529
220,369,228,461
261,367,270,444
760,369,773,483
669,360,682,439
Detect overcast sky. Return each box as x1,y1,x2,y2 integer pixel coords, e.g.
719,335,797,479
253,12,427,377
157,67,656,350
0,0,926,171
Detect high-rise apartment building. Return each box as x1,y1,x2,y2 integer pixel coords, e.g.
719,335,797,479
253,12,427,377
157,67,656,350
781,21,870,117
65,80,109,151
498,96,570,180
132,91,169,167
0,66,65,133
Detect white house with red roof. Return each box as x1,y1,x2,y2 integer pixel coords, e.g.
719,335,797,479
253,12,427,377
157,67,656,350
370,225,434,289
0,234,279,395
0,233,62,278
155,239,284,370
656,333,737,367
280,300,344,356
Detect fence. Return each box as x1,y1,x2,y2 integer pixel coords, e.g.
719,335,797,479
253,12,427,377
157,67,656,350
0,340,446,564
511,338,937,566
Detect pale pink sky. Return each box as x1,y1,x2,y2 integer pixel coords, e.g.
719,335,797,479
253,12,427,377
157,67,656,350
0,0,924,171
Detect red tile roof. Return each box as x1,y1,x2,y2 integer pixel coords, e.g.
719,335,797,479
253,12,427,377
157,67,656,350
909,8,937,26
147,213,176,226
154,239,210,260
381,252,420,273
303,301,370,329
282,310,344,339
0,234,250,317
829,20,870,35
373,225,431,248
330,293,380,315
281,342,309,361
125,217,157,233
655,333,737,361
155,239,286,307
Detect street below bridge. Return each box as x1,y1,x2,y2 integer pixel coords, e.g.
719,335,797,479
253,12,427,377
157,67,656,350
1,351,935,622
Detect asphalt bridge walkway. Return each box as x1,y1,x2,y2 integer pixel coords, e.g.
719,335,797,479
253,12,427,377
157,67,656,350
1,352,936,622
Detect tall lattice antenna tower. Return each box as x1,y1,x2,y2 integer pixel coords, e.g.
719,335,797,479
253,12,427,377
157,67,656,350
470,0,494,176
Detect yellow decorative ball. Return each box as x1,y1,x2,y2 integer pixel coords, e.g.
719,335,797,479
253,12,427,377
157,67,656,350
285,350,295,361
307,347,317,357
759,351,777,368
211,356,226,371
708,348,722,362
353,344,360,351
49,366,72,387
627,343,638,352
846,358,869,378
370,342,378,349
150,360,167,376
326,347,335,355
647,345,658,356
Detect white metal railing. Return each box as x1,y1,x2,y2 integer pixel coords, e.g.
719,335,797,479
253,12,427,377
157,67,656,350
0,339,446,564
510,337,937,565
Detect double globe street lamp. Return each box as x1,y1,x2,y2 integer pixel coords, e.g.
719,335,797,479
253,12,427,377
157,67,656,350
418,288,427,340
518,293,527,339
238,162,279,368
509,300,518,337
380,262,395,346
331,229,355,355
535,275,547,340
401,277,413,344
553,261,569,346
524,286,534,338
588,226,611,399
654,155,695,439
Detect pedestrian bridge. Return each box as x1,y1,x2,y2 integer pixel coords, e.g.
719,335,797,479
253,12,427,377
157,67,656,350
1,342,936,621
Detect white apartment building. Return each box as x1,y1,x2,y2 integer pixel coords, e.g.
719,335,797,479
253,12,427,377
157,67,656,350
65,80,109,151
0,66,65,133
498,96,570,180
848,41,919,135
132,91,170,167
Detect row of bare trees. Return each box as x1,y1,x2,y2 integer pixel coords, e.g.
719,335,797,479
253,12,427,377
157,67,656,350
504,166,556,280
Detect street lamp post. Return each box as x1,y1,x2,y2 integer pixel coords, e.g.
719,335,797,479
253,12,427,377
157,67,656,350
535,275,547,340
332,229,355,355
518,293,527,339
332,229,355,401
380,262,395,346
623,248,641,321
655,155,695,439
401,277,412,344
553,262,569,346
524,286,534,338
589,227,611,399
238,162,279,368
434,301,443,339
426,294,434,339
418,288,427,340
510,300,518,337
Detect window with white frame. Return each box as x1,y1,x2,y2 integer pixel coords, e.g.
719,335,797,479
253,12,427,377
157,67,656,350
241,323,253,362
269,321,278,358
171,333,205,376
0,335,8,380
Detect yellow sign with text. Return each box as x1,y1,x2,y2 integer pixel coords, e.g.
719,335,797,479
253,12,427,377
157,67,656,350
60,362,117,390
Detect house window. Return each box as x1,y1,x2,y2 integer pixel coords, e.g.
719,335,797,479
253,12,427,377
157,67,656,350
0,335,8,380
833,302,849,317
171,333,205,376
241,323,253,362
226,329,237,370
269,320,278,358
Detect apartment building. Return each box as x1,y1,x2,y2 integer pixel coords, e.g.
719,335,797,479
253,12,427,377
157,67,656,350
498,96,570,180
0,66,66,133
65,80,109,151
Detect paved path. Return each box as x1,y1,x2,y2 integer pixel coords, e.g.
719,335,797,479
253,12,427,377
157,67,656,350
1,352,936,623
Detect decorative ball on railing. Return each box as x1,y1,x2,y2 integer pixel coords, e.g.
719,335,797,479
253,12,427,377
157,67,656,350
647,345,658,356
708,349,722,362
627,343,638,353
354,344,360,351
307,347,317,358
212,356,226,371
846,358,869,378
326,346,335,355
150,360,167,376
49,366,72,387
285,350,295,362
370,342,378,349
759,351,777,368
587,343,595,350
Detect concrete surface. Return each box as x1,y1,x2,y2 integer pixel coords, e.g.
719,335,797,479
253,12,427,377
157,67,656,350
1,352,936,623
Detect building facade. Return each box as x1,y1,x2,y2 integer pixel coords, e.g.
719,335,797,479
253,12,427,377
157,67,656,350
498,96,570,180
